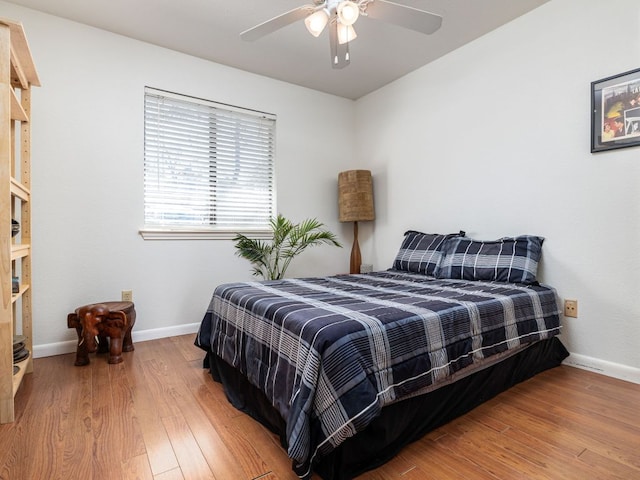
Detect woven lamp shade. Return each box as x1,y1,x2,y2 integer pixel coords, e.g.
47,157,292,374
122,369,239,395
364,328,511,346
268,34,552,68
338,170,374,274
338,170,375,222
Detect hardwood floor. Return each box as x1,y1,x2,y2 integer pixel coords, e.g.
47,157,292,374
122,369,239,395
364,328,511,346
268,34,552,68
1,334,638,480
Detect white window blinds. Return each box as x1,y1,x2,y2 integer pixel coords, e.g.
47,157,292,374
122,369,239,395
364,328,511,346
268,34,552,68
143,87,276,235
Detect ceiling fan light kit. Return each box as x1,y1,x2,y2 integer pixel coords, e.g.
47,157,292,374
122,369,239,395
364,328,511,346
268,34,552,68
241,0,443,69
304,9,330,37
337,1,360,26
337,23,357,44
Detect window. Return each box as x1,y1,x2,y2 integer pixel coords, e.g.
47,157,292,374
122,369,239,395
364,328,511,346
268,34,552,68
141,87,276,239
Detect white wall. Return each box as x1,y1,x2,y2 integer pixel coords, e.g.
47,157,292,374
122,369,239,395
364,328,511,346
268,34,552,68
4,0,639,382
0,2,355,353
356,0,640,380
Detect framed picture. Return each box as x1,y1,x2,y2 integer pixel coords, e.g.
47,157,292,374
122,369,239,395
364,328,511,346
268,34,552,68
591,67,640,153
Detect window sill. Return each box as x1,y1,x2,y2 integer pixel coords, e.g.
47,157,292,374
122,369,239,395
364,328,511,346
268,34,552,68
139,228,272,240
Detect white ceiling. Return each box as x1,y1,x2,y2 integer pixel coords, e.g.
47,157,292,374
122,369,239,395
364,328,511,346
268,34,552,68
7,0,549,100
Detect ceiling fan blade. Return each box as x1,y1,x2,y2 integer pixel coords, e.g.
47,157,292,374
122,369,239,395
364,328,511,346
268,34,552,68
364,0,442,35
329,20,350,69
241,5,316,41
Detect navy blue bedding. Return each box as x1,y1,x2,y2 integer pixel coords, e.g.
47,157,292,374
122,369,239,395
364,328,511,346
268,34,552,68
195,270,562,477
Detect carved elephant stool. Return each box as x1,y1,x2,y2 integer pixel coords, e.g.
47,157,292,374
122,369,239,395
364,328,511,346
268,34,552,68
67,301,136,366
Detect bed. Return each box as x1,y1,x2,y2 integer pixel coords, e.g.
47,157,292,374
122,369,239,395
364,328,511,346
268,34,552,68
195,231,568,479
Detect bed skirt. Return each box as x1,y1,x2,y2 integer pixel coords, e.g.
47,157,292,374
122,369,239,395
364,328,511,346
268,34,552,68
203,337,568,480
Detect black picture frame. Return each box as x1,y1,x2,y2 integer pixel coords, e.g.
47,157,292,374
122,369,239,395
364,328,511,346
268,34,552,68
591,67,640,153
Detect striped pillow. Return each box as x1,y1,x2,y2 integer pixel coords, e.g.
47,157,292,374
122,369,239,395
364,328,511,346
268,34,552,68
434,236,544,284
392,230,464,276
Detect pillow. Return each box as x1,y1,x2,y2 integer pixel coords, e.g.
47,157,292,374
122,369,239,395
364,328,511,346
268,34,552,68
392,230,465,276
434,235,544,284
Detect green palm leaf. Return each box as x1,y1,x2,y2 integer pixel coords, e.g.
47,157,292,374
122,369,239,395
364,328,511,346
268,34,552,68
233,214,342,280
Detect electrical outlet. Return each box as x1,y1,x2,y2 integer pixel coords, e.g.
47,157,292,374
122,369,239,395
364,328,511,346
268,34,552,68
121,290,133,302
564,299,578,318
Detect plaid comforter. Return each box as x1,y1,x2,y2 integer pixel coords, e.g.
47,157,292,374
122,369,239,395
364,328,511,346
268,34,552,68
195,270,562,477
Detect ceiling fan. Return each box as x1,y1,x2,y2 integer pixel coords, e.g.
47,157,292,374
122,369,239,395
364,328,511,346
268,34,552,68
240,0,443,69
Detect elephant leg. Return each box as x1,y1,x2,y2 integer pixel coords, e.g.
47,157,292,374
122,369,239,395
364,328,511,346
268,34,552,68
74,326,90,366
108,334,124,364
97,333,109,354
122,326,135,352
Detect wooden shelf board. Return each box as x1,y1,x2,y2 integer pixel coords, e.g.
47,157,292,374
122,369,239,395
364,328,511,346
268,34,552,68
10,244,30,260
10,88,28,122
10,177,30,201
10,47,28,89
11,284,30,304
0,18,40,87
12,352,31,397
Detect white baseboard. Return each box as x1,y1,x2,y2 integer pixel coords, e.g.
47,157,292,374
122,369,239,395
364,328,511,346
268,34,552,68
563,353,640,385
33,322,200,359
33,331,640,386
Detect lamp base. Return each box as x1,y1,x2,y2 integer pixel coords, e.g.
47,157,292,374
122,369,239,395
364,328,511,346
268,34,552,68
350,221,361,274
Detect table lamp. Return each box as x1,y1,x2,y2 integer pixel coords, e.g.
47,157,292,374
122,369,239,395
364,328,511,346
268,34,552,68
338,170,375,274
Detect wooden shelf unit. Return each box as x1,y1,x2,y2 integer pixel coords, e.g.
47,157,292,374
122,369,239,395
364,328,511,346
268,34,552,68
1,17,40,424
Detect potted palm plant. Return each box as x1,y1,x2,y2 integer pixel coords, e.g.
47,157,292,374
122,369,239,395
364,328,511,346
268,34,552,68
233,214,342,280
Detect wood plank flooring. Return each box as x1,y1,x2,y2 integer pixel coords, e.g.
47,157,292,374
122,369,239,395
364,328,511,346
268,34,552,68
0,334,638,480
